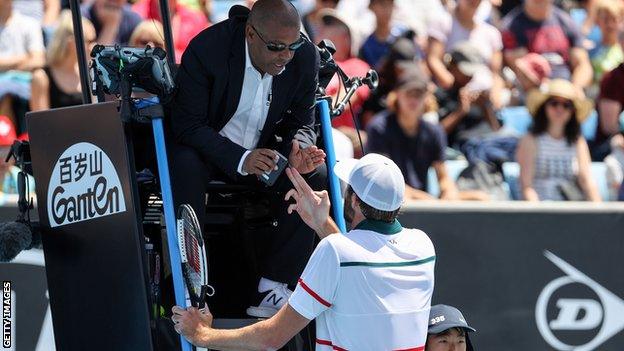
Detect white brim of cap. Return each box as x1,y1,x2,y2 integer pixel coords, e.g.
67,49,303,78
333,158,359,185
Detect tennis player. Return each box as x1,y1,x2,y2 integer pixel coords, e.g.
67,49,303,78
172,153,436,350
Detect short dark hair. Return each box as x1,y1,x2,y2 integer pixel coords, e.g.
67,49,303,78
530,100,581,145
248,0,300,30
430,327,467,337
346,186,400,223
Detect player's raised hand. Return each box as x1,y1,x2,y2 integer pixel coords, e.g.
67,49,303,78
285,167,330,231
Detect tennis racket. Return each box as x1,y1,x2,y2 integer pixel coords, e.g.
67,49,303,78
176,204,214,308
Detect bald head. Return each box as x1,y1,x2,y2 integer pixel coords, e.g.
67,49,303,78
249,0,300,30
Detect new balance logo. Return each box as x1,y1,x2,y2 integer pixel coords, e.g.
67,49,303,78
266,293,283,306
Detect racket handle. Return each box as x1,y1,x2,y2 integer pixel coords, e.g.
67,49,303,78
198,286,208,309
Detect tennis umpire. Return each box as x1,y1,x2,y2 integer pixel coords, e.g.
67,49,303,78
168,0,326,318
172,153,436,350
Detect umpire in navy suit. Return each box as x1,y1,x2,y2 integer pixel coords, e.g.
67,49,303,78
168,0,327,318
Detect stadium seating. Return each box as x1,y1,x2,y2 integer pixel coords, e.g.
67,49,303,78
502,161,611,201
427,159,469,197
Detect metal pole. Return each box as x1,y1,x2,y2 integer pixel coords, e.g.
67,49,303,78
317,98,347,233
68,0,92,104
157,0,176,68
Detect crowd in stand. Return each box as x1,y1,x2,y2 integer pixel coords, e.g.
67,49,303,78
1,0,624,201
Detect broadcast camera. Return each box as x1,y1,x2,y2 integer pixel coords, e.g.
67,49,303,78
90,44,176,122
90,44,175,100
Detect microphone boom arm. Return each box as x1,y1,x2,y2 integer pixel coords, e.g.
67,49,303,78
330,70,379,118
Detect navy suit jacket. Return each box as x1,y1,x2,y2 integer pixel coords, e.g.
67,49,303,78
169,6,320,179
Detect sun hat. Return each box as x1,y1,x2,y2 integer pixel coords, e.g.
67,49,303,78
526,79,593,122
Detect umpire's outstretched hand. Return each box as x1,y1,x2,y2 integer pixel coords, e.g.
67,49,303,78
288,140,326,174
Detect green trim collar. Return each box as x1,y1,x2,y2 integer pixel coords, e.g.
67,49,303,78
354,219,402,235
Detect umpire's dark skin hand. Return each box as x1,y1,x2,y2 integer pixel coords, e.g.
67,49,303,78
243,148,279,175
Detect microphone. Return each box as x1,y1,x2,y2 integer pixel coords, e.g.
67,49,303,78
362,70,379,90
0,139,39,262
0,220,41,262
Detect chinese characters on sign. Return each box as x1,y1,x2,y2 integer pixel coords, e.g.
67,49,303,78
47,143,126,227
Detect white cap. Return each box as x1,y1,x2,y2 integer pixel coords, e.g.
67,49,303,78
334,153,405,212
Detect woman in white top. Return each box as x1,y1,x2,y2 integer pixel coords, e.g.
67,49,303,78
426,0,504,108
516,79,601,201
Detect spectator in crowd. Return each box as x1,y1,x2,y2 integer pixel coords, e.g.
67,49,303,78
594,39,624,161
516,79,601,201
335,0,446,51
301,0,338,44
427,0,505,108
435,42,500,149
82,0,143,45
426,304,476,351
129,20,166,50
132,0,209,63
172,154,436,351
30,11,95,111
580,0,604,45
604,132,624,200
360,34,425,124
501,0,592,92
359,0,404,69
367,65,488,200
0,0,45,125
12,0,60,39
589,0,624,93
317,9,371,155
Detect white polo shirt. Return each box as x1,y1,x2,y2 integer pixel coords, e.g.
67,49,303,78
289,219,436,351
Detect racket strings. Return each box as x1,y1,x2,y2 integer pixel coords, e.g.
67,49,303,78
178,204,215,305
184,222,202,273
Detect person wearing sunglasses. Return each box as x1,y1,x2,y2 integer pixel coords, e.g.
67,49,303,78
169,0,327,320
516,79,601,201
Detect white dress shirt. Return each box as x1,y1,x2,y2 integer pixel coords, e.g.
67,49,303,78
219,40,274,175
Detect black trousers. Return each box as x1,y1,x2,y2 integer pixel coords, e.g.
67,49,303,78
169,144,327,286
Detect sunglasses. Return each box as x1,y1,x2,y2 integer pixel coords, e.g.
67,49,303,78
546,98,574,110
251,25,305,52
